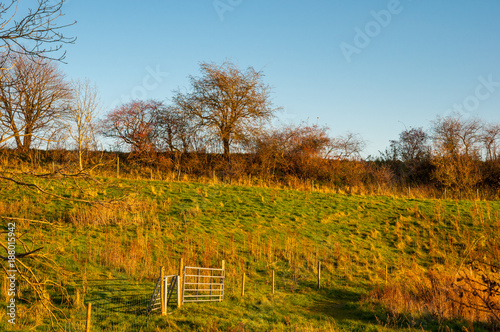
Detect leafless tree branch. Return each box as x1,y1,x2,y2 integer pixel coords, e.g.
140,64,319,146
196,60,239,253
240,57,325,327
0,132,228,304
0,0,76,64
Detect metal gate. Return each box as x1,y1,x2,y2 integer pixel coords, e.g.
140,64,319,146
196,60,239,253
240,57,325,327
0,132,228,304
148,263,225,313
182,266,225,304
147,274,178,313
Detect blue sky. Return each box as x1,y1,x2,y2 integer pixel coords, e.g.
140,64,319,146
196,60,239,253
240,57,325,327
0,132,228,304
61,0,500,156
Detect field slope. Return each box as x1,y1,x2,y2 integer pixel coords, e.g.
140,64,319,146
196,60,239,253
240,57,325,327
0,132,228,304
1,177,499,331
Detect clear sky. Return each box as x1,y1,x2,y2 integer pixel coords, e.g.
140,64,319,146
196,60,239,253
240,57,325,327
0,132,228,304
60,0,500,157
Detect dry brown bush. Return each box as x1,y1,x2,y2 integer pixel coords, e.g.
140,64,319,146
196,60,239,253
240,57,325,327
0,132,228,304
369,261,500,328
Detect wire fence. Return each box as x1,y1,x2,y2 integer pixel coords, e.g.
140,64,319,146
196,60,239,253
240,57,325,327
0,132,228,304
61,262,387,330
64,279,159,331
66,295,154,331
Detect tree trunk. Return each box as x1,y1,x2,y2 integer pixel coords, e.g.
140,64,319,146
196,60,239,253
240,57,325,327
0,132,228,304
223,138,230,159
78,150,83,171
21,128,32,154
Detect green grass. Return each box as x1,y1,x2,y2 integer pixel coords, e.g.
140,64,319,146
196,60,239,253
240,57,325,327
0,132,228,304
1,176,499,331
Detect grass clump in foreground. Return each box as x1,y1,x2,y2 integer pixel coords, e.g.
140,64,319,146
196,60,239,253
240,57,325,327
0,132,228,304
0,176,499,331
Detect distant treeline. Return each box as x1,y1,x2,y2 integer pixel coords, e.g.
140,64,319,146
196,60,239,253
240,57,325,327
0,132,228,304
2,112,498,200
1,59,498,198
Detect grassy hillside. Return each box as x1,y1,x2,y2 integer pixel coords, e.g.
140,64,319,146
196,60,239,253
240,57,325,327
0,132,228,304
0,176,499,331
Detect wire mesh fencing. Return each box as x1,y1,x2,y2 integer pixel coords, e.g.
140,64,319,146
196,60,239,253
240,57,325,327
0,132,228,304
89,293,154,331
64,279,159,331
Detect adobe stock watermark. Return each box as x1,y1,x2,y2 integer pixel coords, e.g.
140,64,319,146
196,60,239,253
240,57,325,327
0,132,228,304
6,222,17,325
445,74,500,118
213,0,243,22
340,0,410,63
110,65,168,109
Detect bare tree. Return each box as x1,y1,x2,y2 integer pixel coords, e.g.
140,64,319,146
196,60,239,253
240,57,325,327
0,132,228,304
0,53,71,153
390,127,430,163
68,78,100,170
386,127,432,184
331,132,366,160
433,115,483,158
431,114,483,192
155,105,193,153
0,0,74,147
173,61,279,158
482,123,500,161
0,0,75,66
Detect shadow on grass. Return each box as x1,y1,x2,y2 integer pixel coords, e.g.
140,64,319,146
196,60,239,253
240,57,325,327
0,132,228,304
310,286,378,324
310,285,497,332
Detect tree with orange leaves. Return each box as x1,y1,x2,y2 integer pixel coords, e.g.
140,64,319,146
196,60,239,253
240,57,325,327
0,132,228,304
102,100,163,156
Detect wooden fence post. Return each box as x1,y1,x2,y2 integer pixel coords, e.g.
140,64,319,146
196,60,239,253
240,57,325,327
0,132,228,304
317,261,321,289
179,258,184,278
160,266,166,315
85,303,92,332
165,276,169,314
241,273,246,297
177,275,182,308
116,156,119,178
272,270,275,294
220,260,225,302
178,258,184,308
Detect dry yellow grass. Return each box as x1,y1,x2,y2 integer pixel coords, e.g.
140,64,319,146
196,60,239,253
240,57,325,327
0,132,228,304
368,262,500,325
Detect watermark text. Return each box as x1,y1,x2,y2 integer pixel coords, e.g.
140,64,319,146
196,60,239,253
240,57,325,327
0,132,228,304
340,0,408,63
445,75,500,117
213,0,243,21
6,222,17,325
110,65,168,109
